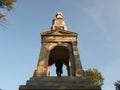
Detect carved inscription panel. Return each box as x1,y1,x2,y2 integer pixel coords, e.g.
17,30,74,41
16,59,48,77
43,36,76,42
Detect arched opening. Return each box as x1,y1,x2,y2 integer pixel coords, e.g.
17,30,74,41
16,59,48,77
48,46,70,76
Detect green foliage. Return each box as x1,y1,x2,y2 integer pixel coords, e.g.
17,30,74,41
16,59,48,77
0,0,16,10
114,80,120,90
0,0,16,21
0,13,5,18
84,68,104,87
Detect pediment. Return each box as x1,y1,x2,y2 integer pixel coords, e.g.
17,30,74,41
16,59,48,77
41,30,77,36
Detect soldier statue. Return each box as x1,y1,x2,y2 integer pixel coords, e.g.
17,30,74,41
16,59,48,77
55,60,63,77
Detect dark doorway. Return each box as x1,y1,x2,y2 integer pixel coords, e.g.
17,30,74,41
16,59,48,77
48,46,69,76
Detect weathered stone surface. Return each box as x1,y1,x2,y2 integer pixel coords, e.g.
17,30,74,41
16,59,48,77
19,77,101,90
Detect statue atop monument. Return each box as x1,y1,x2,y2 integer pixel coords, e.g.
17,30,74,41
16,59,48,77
51,12,68,30
56,12,63,18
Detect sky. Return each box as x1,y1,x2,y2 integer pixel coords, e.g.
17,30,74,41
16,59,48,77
0,0,120,90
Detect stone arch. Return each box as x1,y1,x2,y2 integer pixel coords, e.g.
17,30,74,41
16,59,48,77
48,45,70,76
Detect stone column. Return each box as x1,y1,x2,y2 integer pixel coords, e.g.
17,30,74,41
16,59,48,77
33,43,49,77
72,42,83,77
69,51,75,76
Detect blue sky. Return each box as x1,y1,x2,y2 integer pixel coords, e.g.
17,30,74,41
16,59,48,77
0,0,120,90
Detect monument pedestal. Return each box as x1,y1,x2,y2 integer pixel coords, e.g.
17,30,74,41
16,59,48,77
19,77,101,90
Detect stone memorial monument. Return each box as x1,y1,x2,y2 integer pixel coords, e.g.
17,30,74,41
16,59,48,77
19,12,101,90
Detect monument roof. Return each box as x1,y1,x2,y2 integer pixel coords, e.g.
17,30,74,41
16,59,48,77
41,29,77,36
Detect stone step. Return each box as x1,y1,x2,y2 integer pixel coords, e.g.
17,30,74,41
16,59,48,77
27,81,93,86
20,85,100,90
19,77,101,90
27,77,92,86
29,76,91,83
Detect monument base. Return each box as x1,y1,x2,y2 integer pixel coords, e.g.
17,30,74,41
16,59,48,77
19,77,101,90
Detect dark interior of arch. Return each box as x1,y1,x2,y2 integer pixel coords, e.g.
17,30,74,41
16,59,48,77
48,46,69,67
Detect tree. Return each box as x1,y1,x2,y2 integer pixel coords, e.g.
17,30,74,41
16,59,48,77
84,68,104,87
0,0,16,25
114,80,120,90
